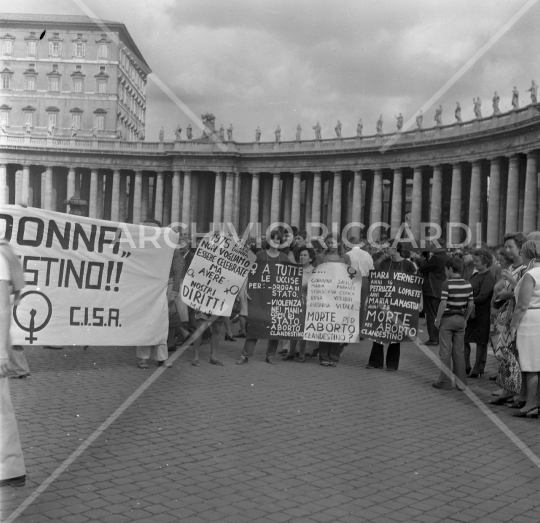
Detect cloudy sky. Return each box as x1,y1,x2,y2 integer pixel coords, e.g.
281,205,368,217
11,0,540,141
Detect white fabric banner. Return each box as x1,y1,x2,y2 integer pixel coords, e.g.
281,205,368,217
1,205,177,346
303,262,362,343
181,231,255,316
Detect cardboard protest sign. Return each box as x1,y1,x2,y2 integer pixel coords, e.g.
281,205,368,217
303,262,362,344
247,261,304,339
361,270,423,344
181,231,255,316
1,205,176,346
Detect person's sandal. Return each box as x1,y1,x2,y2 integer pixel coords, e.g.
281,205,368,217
236,355,248,365
210,358,224,366
138,359,148,369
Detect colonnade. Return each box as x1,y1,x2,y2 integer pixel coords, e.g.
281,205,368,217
1,149,538,245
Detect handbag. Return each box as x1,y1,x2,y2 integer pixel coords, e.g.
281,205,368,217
495,338,522,396
496,298,515,328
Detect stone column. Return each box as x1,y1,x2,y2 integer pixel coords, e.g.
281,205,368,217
505,154,520,233
410,167,422,241
171,171,181,225
283,176,292,226
486,158,501,246
119,174,127,222
390,168,403,238
163,175,171,227
67,167,75,199
270,172,281,225
0,164,7,205
250,172,260,228
96,173,104,219
141,174,149,222
223,171,234,225
332,171,342,231
232,171,240,230
89,169,98,218
19,165,30,206
523,152,538,234
370,169,383,240
44,166,53,210
154,172,164,223
132,170,143,224
468,160,482,245
351,170,362,224
291,172,301,228
449,163,462,245
181,171,191,230
111,169,120,222
430,165,442,228
311,171,322,224
213,171,223,226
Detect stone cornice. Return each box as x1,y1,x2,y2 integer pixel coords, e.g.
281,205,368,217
2,105,540,173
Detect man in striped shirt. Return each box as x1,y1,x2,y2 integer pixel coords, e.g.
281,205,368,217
432,257,474,391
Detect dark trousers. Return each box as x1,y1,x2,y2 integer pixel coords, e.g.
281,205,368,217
424,296,440,343
464,342,488,375
241,339,279,359
368,342,400,369
319,342,342,363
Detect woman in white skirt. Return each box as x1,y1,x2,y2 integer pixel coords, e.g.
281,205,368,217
510,240,540,418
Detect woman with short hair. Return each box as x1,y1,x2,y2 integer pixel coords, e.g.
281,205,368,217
464,248,497,378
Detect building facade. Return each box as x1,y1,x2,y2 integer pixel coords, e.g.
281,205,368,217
0,14,151,141
1,104,540,247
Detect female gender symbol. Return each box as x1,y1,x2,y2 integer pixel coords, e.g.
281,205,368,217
13,291,53,344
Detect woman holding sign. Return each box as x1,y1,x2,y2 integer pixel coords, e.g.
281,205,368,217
237,231,290,365
366,241,417,371
283,247,316,362
313,234,352,367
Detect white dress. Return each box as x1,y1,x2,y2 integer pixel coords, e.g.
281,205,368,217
515,266,540,372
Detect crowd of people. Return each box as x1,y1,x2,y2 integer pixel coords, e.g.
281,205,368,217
2,222,540,489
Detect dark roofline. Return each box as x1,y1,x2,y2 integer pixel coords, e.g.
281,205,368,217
0,13,151,74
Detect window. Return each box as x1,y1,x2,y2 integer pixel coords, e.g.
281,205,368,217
71,113,81,129
48,113,57,127
97,80,107,93
0,110,9,125
95,114,104,130
49,41,61,57
25,112,33,126
2,74,11,89
73,79,82,92
98,44,108,59
73,42,85,57
49,77,59,91
2,39,13,56
27,40,37,56
25,76,36,90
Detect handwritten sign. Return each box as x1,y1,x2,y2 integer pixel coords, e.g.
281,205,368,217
2,205,176,346
361,270,423,344
247,261,304,339
303,263,362,343
181,231,255,316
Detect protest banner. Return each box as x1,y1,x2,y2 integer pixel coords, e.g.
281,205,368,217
303,263,362,343
361,269,423,344
247,260,304,339
0,205,177,346
181,231,255,316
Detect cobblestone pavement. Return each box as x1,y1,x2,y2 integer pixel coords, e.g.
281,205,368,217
2,324,540,523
